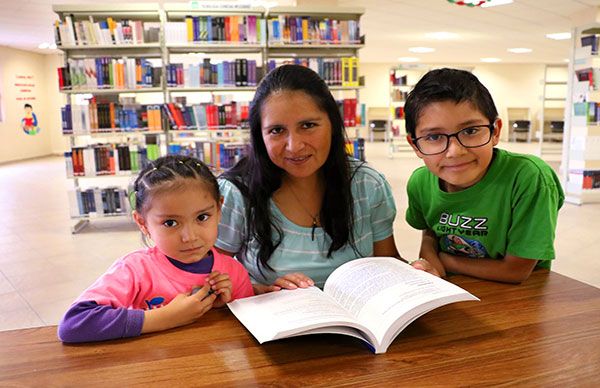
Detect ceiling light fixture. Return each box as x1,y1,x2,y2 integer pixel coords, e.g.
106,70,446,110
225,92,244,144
481,57,501,63
546,32,571,40
398,57,420,62
38,42,49,49
507,47,532,54
426,32,459,40
409,47,435,53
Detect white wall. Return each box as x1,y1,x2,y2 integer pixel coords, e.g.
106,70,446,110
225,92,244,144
359,62,549,142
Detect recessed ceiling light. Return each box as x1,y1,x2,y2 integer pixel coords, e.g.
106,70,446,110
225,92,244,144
481,57,501,63
507,47,532,54
38,42,49,49
425,32,459,40
398,57,420,62
49,43,57,49
546,32,571,40
481,0,513,7
564,58,570,63
409,47,435,53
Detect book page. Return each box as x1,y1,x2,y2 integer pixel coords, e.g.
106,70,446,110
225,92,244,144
324,257,478,348
227,287,374,344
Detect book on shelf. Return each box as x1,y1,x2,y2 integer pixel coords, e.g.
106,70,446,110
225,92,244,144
166,58,259,88
67,140,159,177
268,57,358,87
68,187,129,218
58,57,160,91
345,138,365,161
165,16,266,45
62,102,164,135
227,257,478,354
267,16,360,45
164,101,249,130
55,15,156,47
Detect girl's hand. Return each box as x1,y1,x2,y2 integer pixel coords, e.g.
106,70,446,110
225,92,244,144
142,284,216,333
252,273,315,295
206,271,232,308
410,258,441,277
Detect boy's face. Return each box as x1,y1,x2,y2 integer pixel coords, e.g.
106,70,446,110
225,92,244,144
408,100,501,193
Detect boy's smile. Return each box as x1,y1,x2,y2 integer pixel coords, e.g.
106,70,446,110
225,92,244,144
408,100,501,193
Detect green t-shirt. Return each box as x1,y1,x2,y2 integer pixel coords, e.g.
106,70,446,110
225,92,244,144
406,148,564,269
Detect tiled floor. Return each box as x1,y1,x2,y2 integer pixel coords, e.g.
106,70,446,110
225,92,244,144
0,141,598,332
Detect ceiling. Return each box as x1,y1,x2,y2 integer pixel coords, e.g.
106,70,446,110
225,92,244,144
1,0,600,64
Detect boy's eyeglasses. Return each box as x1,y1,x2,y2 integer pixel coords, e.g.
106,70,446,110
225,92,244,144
412,124,495,155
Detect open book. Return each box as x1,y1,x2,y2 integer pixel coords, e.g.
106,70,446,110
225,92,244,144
227,257,479,354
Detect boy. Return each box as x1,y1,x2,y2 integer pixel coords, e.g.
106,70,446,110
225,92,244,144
404,68,564,283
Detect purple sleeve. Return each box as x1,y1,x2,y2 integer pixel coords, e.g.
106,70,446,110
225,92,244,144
57,300,145,343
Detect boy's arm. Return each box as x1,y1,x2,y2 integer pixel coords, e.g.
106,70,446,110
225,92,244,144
439,252,537,284
419,229,446,277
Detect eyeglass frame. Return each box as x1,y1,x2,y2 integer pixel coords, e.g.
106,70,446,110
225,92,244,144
410,123,496,155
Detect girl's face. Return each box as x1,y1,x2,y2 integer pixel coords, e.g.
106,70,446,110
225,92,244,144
261,90,332,180
133,179,221,263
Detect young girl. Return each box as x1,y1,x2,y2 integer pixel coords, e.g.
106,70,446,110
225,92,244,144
58,155,254,343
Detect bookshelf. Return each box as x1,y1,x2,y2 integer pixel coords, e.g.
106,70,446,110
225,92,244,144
54,3,166,233
538,65,567,161
265,6,366,153
563,25,600,204
54,4,367,232
506,107,532,142
387,65,428,158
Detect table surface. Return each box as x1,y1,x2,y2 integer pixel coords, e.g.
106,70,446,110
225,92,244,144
1,270,599,386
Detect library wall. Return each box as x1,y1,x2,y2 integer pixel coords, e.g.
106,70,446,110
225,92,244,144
0,46,56,164
360,62,547,142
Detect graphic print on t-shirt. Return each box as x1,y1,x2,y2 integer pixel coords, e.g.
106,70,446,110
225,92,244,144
441,234,489,258
145,296,165,309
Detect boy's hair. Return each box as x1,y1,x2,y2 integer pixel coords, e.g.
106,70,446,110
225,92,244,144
131,155,219,215
24,104,32,109
404,68,498,138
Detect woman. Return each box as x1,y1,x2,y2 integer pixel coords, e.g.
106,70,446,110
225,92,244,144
216,65,431,293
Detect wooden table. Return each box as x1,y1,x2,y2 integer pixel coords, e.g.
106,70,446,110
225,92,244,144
1,270,599,386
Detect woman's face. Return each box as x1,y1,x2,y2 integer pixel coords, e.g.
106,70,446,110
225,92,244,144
260,90,332,180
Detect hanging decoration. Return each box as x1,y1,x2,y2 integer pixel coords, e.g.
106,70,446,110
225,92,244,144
447,0,491,6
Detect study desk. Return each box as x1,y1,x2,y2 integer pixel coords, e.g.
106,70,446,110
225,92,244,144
1,271,599,386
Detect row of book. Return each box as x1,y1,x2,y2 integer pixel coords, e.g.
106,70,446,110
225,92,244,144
182,15,265,44
66,142,160,177
391,89,408,103
167,58,259,88
337,98,360,128
55,15,160,46
267,16,360,45
390,72,409,86
574,101,600,123
581,33,600,55
168,142,249,171
58,57,160,91
165,17,266,45
68,187,130,218
164,101,250,130
268,57,359,87
62,103,164,134
393,106,405,120
568,170,600,190
345,138,365,162
575,68,599,90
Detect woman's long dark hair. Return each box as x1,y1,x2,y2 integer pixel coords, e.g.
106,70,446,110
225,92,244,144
220,64,357,273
